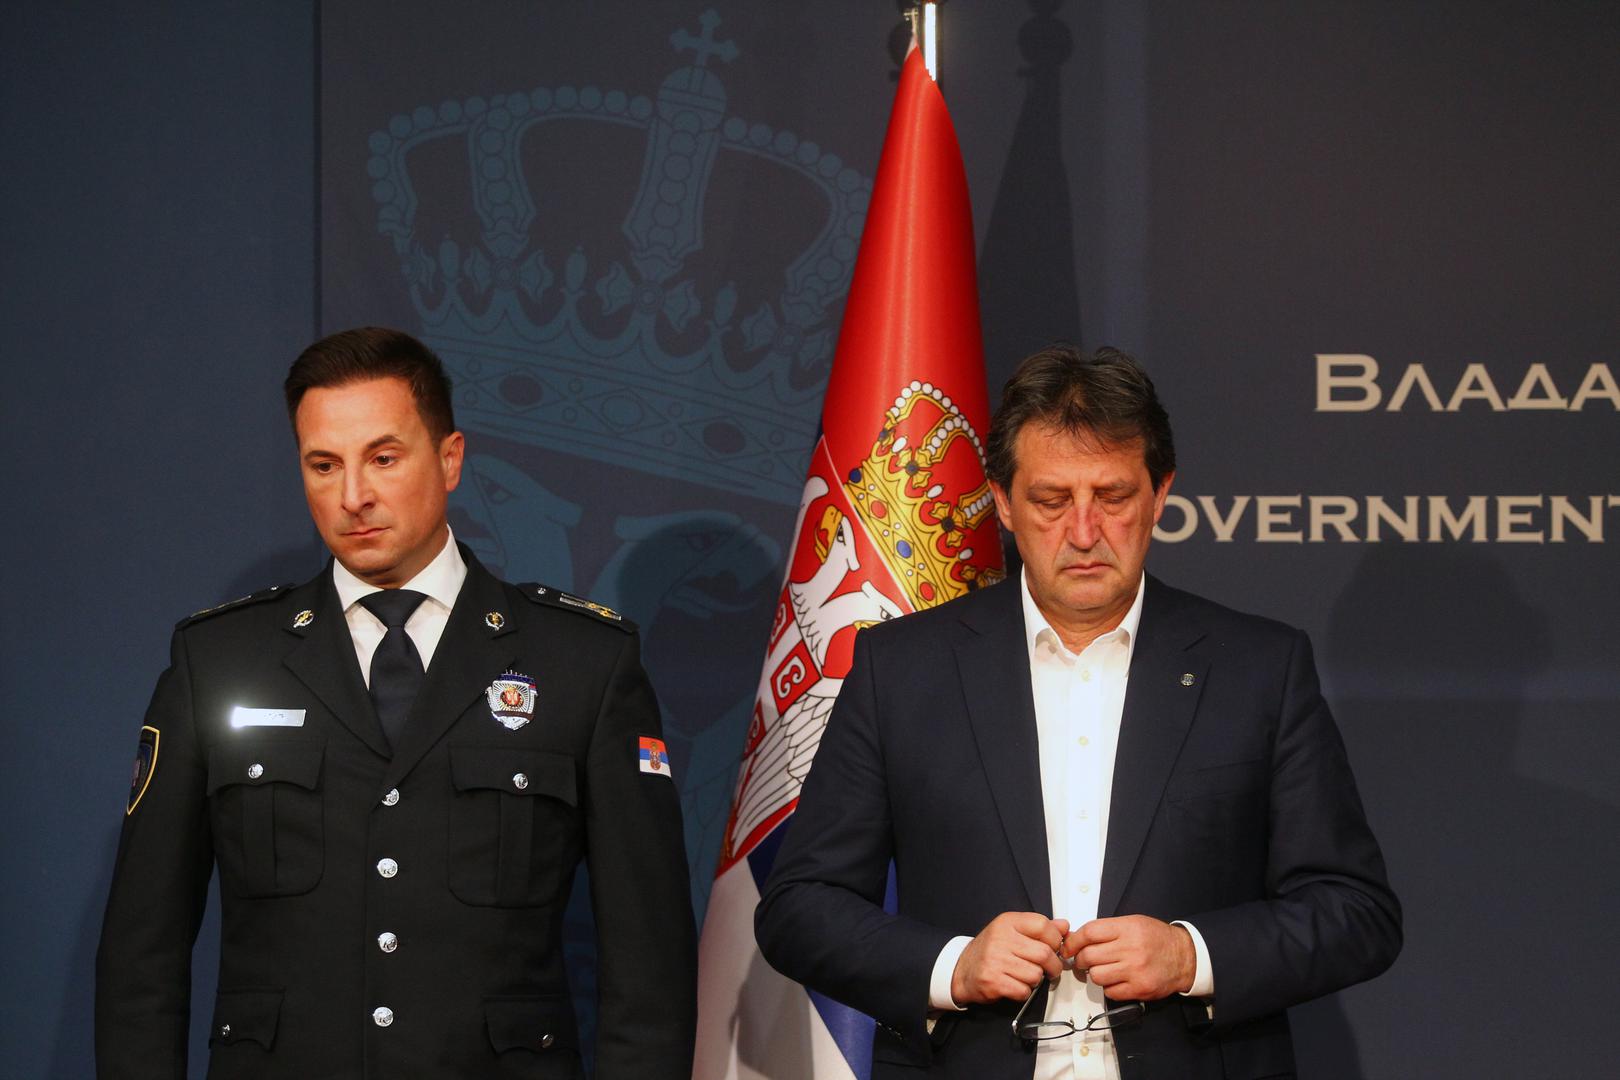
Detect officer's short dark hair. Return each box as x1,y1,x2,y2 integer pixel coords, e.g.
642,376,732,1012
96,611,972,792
985,345,1176,492
284,326,456,441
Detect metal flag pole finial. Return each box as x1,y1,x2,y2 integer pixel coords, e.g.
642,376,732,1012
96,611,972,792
907,1,941,83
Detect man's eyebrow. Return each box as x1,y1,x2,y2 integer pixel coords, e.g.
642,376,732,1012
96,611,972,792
301,434,404,462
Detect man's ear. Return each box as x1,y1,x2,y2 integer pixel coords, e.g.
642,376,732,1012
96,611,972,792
990,481,1015,532
1151,471,1176,524
440,431,466,493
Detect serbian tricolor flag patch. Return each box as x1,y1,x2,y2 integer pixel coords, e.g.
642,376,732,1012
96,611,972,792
638,736,672,778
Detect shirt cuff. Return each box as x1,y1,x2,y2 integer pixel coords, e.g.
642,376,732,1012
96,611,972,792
1171,920,1214,998
928,936,973,1011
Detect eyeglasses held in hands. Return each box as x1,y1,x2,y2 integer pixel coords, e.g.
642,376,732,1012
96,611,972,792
1011,978,1146,1041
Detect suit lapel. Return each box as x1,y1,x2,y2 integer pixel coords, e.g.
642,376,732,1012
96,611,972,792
1098,578,1209,918
955,582,1053,916
282,570,392,758
381,552,518,790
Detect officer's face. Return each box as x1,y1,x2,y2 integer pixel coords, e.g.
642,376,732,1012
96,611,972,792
991,422,1172,648
295,376,464,588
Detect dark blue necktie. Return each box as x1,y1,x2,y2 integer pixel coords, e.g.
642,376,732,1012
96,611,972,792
359,589,428,750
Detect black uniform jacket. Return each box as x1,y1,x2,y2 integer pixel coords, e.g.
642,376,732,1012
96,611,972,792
755,574,1401,1080
96,548,696,1079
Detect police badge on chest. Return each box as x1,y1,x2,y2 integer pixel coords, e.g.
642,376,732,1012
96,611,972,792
486,671,537,731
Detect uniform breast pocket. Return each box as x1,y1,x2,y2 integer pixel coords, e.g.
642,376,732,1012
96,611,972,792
207,741,325,898
448,746,579,908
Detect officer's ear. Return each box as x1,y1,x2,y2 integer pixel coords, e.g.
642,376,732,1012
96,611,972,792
439,431,465,492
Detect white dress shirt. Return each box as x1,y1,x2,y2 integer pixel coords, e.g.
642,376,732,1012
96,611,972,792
927,571,1213,1079
331,528,467,683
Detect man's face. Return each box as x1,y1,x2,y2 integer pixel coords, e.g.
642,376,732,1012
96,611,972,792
991,421,1172,644
295,376,464,588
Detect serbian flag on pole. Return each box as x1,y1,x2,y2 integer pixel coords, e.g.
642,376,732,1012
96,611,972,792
694,42,1005,1080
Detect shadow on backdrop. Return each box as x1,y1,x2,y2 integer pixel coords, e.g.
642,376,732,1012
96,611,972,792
979,0,1083,392
559,508,783,1073
1318,542,1617,1078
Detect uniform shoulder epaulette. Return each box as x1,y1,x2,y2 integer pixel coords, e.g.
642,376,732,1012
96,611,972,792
518,582,637,632
177,583,296,629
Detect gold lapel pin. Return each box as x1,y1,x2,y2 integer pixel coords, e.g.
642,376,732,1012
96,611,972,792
485,611,506,631
292,609,314,629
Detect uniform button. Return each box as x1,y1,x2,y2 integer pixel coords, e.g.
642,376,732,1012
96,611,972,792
378,931,398,953
377,858,399,879
512,772,529,790
219,1023,231,1039
247,763,264,780
381,788,400,806
372,1006,394,1027
540,1033,555,1049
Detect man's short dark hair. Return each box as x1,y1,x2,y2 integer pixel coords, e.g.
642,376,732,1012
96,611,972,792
985,345,1175,491
284,327,456,441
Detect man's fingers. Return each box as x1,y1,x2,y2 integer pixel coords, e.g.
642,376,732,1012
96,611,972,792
1076,916,1125,945
999,911,1066,955
1006,934,1065,978
1085,959,1126,987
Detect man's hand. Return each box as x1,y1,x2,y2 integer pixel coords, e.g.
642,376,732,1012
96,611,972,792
1062,915,1195,1001
950,912,1070,1005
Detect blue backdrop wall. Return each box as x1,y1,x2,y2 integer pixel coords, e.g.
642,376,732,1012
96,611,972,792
4,2,1616,1077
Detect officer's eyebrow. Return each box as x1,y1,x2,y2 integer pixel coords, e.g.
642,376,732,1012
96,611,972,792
300,434,406,462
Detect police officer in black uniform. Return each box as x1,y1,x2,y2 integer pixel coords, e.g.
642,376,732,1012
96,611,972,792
95,327,697,1079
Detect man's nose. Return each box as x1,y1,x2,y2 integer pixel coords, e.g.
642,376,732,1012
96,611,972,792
1066,499,1102,550
340,468,373,513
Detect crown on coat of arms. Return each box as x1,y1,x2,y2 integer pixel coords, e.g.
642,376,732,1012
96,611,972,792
364,9,872,505
844,382,1004,608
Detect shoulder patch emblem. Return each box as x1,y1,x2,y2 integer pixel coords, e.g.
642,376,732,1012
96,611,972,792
127,725,160,815
518,582,637,632
638,736,672,778
178,583,295,628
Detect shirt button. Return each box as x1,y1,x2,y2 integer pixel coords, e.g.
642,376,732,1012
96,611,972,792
1080,1044,1090,1057
376,858,399,879
247,763,264,780
381,788,400,806
1081,883,1091,893
378,931,398,953
1077,735,1089,747
541,1033,555,1049
1081,669,1092,682
512,772,529,791
372,1006,394,1027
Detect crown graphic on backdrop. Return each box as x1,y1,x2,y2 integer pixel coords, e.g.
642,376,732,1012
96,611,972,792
366,9,871,504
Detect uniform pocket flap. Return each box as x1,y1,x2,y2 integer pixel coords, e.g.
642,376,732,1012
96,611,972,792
451,746,576,805
206,741,324,795
484,994,579,1053
208,987,283,1048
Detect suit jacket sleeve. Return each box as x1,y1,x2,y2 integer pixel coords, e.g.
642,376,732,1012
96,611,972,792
583,629,697,1079
753,632,955,1048
95,629,214,1079
1189,628,1402,1025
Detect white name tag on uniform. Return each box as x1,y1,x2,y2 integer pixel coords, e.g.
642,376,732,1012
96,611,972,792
230,707,306,728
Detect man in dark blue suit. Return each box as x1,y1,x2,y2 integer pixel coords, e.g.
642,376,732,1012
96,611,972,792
756,346,1400,1079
